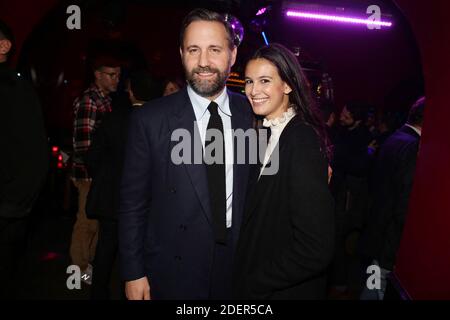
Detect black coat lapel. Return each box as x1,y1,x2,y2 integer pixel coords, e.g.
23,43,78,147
242,165,270,228
242,115,300,228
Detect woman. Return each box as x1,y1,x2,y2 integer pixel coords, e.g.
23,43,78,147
232,43,335,300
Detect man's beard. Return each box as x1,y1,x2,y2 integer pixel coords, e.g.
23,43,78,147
186,66,229,98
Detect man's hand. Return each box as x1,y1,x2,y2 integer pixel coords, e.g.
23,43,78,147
125,277,151,300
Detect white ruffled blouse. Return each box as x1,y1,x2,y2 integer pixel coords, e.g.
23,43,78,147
259,106,296,178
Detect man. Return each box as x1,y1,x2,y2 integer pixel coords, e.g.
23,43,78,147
0,20,48,298
86,71,160,299
119,8,253,300
359,97,425,300
126,71,162,106
329,101,373,297
320,101,338,145
70,55,120,283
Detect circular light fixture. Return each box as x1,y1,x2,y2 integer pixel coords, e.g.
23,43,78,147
223,14,244,47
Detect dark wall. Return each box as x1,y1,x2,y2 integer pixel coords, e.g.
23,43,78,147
393,0,450,300
0,0,58,66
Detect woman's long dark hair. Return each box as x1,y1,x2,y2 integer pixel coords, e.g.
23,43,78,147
249,43,331,160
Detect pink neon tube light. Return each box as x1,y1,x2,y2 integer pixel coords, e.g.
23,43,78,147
286,10,393,27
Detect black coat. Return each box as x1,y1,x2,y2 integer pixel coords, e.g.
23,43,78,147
233,116,335,300
0,63,48,218
359,125,420,270
85,94,132,220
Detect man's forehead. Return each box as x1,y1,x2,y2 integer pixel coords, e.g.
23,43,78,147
183,20,229,44
186,20,225,30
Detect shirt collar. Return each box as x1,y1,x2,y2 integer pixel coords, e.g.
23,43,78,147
91,83,111,101
187,85,231,121
405,123,422,137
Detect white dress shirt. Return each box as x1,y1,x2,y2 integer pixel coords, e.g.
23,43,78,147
187,85,234,228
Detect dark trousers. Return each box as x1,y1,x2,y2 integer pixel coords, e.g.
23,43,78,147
0,217,28,299
329,174,369,287
90,219,119,300
209,229,233,300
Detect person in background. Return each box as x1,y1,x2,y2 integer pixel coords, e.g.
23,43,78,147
328,101,373,298
162,76,184,96
0,19,48,299
128,71,162,106
320,100,338,146
359,97,425,300
70,54,121,285
86,70,160,299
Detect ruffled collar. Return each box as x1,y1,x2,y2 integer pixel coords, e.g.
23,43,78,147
263,106,296,128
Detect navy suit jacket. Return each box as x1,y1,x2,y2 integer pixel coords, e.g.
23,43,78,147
360,125,420,270
118,87,253,299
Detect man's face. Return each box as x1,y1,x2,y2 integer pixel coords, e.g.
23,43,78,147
0,39,12,63
340,106,355,127
180,21,236,99
95,66,121,94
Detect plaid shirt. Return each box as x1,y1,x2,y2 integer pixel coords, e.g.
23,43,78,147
72,84,112,180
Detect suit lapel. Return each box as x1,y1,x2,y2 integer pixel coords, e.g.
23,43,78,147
168,89,253,238
242,161,271,228
169,88,212,225
241,116,299,228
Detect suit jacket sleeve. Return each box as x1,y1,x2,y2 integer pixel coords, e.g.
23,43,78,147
381,141,418,269
118,109,153,281
251,126,335,296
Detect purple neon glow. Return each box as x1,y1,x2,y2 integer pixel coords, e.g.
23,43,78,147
256,7,267,16
286,10,392,27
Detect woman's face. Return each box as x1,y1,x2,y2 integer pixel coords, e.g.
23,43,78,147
244,58,292,120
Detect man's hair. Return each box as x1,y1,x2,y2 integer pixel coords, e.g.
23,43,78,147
0,19,15,57
407,96,425,126
129,71,161,102
179,8,236,50
250,43,331,160
92,55,121,72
